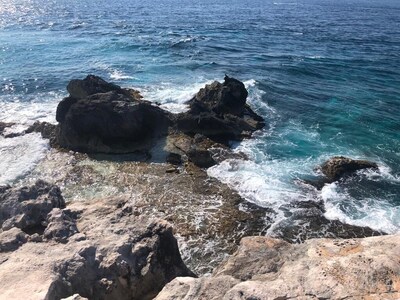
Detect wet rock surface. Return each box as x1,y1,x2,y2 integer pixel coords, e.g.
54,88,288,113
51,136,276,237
175,75,265,144
55,75,264,160
321,156,378,182
271,200,384,243
21,149,272,275
26,121,58,146
156,235,400,300
0,121,15,136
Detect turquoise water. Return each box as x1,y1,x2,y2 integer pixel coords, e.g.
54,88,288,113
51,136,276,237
0,0,399,233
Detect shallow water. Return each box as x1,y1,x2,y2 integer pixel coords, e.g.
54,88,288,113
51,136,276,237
0,0,399,233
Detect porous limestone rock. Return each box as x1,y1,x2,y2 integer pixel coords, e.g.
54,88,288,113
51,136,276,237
155,235,400,300
0,180,65,231
0,196,194,300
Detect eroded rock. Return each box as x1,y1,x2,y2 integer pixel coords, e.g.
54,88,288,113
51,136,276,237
175,75,265,143
57,90,171,153
0,180,65,232
321,156,378,182
0,227,28,252
156,235,400,300
0,196,195,300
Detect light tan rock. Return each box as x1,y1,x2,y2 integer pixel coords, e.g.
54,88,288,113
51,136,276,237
0,197,193,300
155,235,400,300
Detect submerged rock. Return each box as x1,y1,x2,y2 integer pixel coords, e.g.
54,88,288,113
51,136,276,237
0,121,15,136
321,156,378,182
156,234,400,299
271,200,384,243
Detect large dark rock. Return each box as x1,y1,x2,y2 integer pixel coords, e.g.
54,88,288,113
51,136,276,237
189,76,248,116
57,84,172,153
66,74,142,101
0,180,65,231
176,75,265,143
55,75,264,155
321,156,378,182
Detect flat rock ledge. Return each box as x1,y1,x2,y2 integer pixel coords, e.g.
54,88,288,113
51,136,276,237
156,235,400,300
0,182,194,300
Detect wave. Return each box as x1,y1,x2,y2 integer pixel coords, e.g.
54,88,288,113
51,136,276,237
141,79,213,113
0,133,49,185
0,92,62,125
322,182,400,234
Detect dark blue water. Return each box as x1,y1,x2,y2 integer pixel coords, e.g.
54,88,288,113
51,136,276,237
1,0,399,232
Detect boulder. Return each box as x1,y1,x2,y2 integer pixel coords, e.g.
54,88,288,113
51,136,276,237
155,235,400,299
189,76,248,116
66,74,142,101
0,227,28,252
175,75,265,143
57,90,172,153
321,156,378,182
55,75,264,155
43,208,79,243
0,180,65,232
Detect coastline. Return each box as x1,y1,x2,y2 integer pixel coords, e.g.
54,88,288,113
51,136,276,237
1,75,397,299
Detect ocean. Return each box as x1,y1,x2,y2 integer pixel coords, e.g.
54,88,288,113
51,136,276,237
0,0,399,234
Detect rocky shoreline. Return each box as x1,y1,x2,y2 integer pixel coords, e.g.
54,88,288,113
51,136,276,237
0,75,396,299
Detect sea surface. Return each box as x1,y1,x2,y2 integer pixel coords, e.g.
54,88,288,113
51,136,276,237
0,0,399,234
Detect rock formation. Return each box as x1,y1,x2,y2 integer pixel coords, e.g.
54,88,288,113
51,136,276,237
175,75,265,143
155,235,400,300
0,180,65,234
0,182,194,300
321,156,378,182
56,75,171,154
53,75,264,166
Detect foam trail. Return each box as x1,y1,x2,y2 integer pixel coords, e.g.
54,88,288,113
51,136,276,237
322,183,400,234
142,79,213,113
0,133,49,185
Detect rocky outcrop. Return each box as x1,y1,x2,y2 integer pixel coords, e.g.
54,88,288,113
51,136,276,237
175,75,265,143
0,182,194,300
166,133,248,168
56,75,171,153
156,234,400,300
0,180,65,232
26,121,58,141
54,75,264,160
321,156,378,182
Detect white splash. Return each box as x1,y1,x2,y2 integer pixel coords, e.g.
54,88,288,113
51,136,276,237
0,133,49,185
